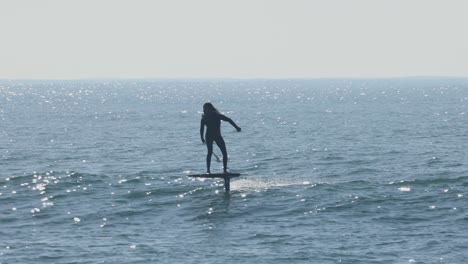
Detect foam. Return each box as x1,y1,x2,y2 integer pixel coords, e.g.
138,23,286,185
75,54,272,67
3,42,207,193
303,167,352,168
230,178,313,192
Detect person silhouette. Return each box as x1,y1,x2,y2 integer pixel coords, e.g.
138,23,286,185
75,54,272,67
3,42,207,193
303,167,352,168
200,103,241,174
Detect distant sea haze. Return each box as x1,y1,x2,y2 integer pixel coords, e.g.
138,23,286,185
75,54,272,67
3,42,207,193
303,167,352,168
1,78,467,263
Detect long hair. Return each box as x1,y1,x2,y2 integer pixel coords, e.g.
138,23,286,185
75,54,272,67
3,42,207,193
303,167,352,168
203,102,220,116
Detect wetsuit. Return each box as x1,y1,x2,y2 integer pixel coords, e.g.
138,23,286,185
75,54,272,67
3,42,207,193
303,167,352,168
200,113,239,173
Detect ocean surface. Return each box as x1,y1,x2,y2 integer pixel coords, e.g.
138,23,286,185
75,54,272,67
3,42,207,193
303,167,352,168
1,78,467,263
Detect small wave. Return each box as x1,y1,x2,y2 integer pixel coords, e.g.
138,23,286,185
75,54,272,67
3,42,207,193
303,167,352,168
346,167,381,176
320,155,345,161
395,175,468,186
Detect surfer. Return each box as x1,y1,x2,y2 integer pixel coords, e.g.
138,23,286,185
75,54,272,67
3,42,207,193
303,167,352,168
200,102,241,174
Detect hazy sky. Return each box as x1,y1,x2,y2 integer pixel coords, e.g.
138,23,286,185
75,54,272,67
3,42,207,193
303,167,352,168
1,0,467,79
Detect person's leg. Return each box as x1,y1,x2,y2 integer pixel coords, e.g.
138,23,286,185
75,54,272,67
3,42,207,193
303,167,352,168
206,138,214,173
215,137,228,173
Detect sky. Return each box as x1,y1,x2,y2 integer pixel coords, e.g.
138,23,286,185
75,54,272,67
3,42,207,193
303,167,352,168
0,0,467,79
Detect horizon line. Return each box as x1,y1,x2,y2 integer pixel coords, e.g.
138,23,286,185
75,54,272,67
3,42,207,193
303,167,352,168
1,75,468,82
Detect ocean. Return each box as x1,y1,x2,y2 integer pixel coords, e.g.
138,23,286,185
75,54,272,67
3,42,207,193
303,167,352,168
1,78,467,263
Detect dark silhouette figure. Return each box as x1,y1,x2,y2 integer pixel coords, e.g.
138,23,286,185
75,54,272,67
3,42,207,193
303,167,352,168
200,103,241,174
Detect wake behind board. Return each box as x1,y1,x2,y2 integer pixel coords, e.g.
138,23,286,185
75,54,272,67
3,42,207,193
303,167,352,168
187,173,241,192
188,173,241,179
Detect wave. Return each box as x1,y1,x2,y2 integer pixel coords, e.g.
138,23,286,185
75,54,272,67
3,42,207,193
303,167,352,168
393,175,468,186
230,178,316,192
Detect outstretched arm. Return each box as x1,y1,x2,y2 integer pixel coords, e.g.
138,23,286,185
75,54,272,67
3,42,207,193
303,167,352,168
200,118,206,144
220,114,241,132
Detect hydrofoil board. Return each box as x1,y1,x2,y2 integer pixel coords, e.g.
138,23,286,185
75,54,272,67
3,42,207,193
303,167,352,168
188,173,241,179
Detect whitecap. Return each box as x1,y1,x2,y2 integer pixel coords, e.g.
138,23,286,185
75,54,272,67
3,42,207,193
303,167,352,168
230,178,303,191
35,183,46,191
398,187,411,192
42,202,54,208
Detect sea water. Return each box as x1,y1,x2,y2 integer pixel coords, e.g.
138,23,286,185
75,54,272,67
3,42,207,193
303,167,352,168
0,78,467,263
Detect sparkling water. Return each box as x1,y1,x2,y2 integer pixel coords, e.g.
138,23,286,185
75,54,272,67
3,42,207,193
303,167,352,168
1,78,467,263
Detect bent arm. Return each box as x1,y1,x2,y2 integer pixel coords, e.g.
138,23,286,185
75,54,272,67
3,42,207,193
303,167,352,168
220,114,241,131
